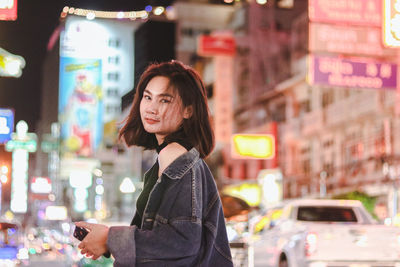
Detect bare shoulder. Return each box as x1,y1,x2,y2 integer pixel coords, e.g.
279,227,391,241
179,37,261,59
158,142,188,174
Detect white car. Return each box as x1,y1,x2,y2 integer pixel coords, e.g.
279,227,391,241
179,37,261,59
253,199,400,267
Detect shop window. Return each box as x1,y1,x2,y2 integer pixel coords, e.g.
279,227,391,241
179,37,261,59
108,38,120,48
107,72,120,81
108,56,120,65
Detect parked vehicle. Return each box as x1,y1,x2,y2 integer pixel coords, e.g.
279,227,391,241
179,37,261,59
253,199,400,267
0,221,29,266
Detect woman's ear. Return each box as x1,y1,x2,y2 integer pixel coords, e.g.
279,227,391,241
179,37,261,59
183,105,193,119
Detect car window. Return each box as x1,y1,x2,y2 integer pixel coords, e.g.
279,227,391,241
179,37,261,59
297,206,358,222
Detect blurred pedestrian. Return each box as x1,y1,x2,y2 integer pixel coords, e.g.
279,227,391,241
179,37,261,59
75,60,233,267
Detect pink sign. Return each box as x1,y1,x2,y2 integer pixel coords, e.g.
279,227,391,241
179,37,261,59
308,54,397,90
309,0,381,26
0,0,17,21
309,23,395,57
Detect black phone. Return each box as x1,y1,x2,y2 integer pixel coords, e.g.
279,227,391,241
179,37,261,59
73,226,111,258
73,226,89,241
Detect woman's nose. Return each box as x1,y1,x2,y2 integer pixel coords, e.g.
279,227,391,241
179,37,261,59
146,102,158,114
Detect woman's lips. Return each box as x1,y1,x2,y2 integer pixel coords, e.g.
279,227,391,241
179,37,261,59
144,118,159,124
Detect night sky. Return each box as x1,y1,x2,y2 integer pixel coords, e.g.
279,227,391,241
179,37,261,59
0,0,174,132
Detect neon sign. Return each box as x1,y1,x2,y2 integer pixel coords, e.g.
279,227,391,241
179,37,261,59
309,0,381,26
308,55,397,90
383,0,400,47
0,0,17,21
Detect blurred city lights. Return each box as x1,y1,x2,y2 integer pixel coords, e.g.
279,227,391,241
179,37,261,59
93,168,103,177
86,12,95,20
95,184,104,195
117,11,124,19
1,165,8,173
1,174,8,183
153,6,165,16
119,177,135,193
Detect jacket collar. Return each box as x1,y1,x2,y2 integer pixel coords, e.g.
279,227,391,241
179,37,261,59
162,148,200,180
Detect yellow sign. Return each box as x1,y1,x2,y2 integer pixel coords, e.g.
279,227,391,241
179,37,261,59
223,182,262,207
231,134,275,159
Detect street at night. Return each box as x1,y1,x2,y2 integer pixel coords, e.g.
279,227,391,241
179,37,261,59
1,0,400,266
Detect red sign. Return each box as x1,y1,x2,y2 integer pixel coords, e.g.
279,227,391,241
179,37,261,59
309,0,381,27
0,0,17,21
214,56,233,144
309,23,395,57
197,35,235,56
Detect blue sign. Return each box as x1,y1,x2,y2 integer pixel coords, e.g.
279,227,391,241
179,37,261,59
0,109,14,144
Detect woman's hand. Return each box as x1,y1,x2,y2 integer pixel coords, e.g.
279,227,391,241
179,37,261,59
75,221,109,260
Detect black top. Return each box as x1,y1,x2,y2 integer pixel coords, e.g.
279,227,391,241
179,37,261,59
131,140,193,228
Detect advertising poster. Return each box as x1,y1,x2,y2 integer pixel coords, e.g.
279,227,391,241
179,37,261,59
59,57,103,157
0,108,13,144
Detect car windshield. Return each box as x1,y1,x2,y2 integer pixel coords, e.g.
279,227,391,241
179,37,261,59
297,206,358,222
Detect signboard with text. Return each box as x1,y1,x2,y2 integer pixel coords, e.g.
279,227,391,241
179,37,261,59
308,55,397,90
383,0,400,47
231,134,275,159
0,108,13,144
309,23,394,57
309,0,381,27
197,35,236,56
0,0,17,21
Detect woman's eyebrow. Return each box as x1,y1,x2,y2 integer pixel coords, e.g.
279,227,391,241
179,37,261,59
144,89,174,98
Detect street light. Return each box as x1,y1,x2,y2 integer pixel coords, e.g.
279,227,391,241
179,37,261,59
382,162,399,223
319,171,327,198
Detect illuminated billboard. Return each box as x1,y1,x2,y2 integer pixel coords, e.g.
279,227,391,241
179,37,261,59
59,57,103,157
308,55,397,90
309,23,394,57
0,47,25,77
197,35,236,56
309,0,381,26
0,0,17,21
383,0,400,47
231,134,275,159
0,108,13,144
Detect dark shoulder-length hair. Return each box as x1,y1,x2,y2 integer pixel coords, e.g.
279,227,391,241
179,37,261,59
119,60,214,158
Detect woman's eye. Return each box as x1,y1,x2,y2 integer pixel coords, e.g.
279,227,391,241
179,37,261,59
160,99,171,103
144,95,151,100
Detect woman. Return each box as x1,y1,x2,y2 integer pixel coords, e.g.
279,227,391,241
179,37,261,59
75,60,233,267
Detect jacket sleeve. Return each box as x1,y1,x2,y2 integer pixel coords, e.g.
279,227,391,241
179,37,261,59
107,218,202,266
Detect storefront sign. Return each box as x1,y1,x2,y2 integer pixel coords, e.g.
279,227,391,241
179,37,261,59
309,0,381,26
383,0,400,47
308,55,397,90
309,23,394,57
197,35,235,56
0,108,13,144
0,0,17,21
231,134,275,159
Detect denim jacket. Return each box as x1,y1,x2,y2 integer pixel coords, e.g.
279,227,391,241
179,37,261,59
107,148,233,267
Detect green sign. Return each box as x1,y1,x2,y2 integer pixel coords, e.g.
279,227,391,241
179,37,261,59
5,139,37,152
41,141,59,153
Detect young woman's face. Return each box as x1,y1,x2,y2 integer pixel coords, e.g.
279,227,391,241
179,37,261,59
140,76,190,144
